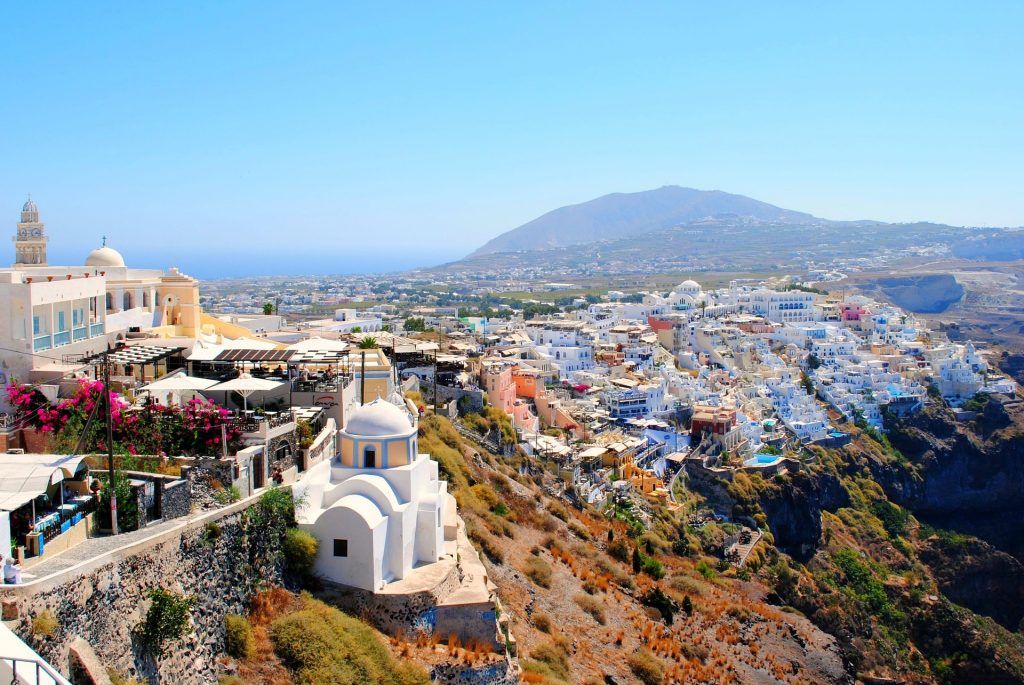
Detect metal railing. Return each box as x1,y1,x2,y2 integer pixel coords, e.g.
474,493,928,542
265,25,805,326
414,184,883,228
0,655,71,685
233,411,294,434
89,322,105,337
53,331,71,347
72,326,87,342
32,335,52,352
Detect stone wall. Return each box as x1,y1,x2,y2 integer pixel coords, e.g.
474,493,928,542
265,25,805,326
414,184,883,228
161,480,190,520
319,563,462,636
425,382,486,414
183,458,238,511
430,657,521,685
2,496,288,684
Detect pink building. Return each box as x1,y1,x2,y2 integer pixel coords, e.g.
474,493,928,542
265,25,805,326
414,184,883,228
481,361,515,415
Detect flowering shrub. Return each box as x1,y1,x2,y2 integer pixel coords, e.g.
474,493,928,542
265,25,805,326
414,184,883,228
5,381,241,457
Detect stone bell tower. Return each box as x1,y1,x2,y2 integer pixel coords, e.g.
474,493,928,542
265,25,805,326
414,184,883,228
14,195,48,267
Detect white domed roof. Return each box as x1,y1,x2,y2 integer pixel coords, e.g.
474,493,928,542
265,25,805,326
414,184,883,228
85,245,125,268
679,279,700,290
344,398,414,437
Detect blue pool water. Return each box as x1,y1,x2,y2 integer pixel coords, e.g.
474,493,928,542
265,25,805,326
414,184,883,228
746,454,782,466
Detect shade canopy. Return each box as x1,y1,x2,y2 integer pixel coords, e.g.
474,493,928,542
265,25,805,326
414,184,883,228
208,374,283,396
142,374,219,392
207,373,284,410
0,454,87,511
286,336,349,353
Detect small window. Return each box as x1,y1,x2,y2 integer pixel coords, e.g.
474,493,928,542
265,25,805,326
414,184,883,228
333,539,348,557
364,447,376,468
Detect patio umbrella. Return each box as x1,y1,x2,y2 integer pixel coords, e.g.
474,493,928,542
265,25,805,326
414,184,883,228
208,373,283,411
142,374,219,392
143,374,220,406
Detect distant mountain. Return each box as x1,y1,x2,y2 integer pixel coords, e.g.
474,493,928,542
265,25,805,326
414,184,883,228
470,186,828,256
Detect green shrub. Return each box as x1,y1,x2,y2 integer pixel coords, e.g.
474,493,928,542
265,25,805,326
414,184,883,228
138,588,196,654
224,613,255,660
696,559,716,580
641,557,665,580
31,610,58,638
641,587,676,625
215,485,242,505
574,594,607,625
201,521,222,546
269,595,429,685
608,538,630,563
283,528,320,576
525,639,571,682
107,670,146,685
627,648,664,685
524,556,553,588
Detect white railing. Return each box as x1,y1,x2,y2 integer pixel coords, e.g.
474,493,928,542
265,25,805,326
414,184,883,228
0,655,71,685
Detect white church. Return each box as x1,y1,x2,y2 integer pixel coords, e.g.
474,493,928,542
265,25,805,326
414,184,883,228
293,396,457,592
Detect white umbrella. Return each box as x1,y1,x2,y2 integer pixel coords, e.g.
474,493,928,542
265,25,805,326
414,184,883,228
208,373,283,411
285,336,349,352
142,374,219,392
142,374,220,406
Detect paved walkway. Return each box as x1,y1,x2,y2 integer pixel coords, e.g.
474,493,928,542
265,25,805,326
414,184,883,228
21,516,188,583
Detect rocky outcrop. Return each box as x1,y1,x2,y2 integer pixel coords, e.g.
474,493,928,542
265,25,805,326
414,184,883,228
758,471,849,561
917,534,1024,630
874,399,1024,561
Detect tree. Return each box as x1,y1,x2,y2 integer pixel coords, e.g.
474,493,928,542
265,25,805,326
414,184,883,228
799,370,815,394
681,595,694,616
262,302,275,315
806,353,821,370
357,336,379,349
632,546,643,573
404,317,427,332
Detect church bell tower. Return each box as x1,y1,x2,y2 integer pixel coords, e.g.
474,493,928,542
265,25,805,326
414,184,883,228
14,195,48,267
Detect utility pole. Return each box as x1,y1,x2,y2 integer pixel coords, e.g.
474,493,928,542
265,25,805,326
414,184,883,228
360,351,366,405
103,345,119,536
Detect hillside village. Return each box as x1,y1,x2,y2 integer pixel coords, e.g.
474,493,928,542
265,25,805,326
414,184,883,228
0,198,1021,684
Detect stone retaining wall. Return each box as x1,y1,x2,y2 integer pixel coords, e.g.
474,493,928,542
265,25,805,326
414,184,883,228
430,657,521,685
2,497,287,684
319,563,462,636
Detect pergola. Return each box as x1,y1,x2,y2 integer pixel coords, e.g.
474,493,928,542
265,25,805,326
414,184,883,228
80,345,186,385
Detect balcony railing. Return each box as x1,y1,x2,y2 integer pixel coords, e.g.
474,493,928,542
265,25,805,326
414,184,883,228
0,655,71,685
73,326,88,341
232,411,295,434
53,330,71,347
33,334,52,352
90,322,105,337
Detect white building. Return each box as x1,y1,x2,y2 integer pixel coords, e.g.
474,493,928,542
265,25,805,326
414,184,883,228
749,289,818,324
294,398,455,592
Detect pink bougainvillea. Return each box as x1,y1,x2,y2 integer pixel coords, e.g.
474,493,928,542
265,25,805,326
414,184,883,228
6,381,241,456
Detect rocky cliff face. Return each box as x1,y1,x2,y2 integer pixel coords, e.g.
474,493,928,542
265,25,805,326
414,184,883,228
917,534,1024,630
757,471,849,562
875,397,1024,561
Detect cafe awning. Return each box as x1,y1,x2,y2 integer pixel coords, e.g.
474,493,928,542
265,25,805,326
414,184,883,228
0,454,88,511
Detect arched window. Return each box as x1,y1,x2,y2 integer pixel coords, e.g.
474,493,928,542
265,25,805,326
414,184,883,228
142,290,150,308
105,292,113,312
123,291,134,310
364,446,376,468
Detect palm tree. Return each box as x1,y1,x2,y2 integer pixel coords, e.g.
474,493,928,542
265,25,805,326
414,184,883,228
357,336,378,349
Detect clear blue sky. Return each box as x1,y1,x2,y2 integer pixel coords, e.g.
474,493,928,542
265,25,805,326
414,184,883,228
2,2,1021,275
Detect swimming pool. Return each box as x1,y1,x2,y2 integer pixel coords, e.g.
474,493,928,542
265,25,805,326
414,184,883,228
745,454,783,467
